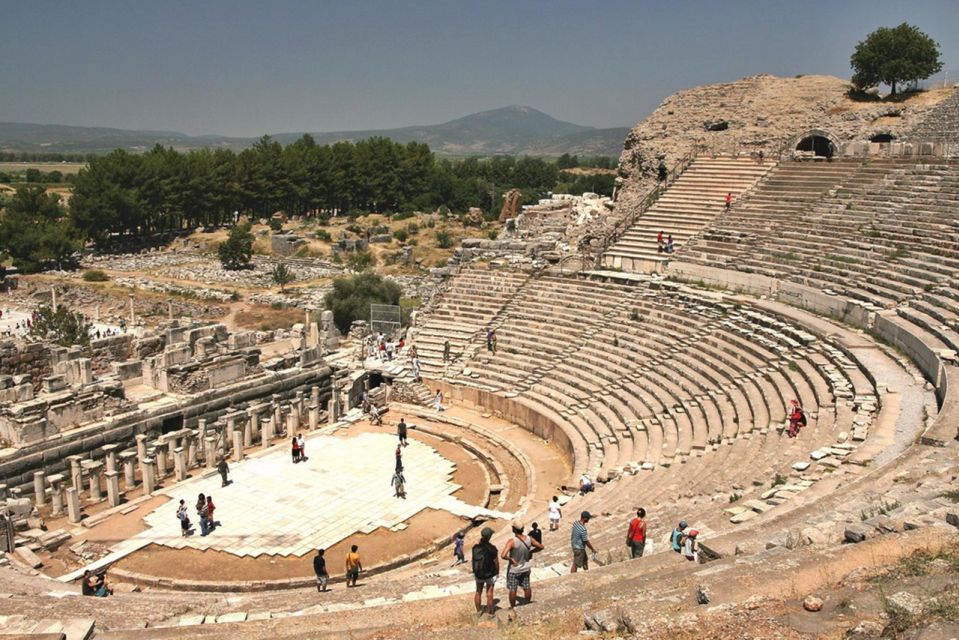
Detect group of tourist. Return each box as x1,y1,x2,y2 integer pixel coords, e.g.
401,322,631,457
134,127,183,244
365,332,404,362
291,433,308,463
671,520,700,562
175,493,219,537
656,230,675,254
312,544,364,592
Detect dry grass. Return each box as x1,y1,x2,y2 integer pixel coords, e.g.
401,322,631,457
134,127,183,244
233,305,304,331
0,162,86,174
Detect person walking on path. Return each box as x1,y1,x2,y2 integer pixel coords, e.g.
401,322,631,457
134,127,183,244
176,499,191,537
443,340,451,362
397,418,408,447
395,443,403,472
671,520,688,553
452,532,465,566
571,511,596,573
216,457,230,487
529,522,542,553
297,433,307,461
196,493,210,537
313,549,329,592
345,545,362,587
627,508,647,558
291,436,300,463
369,403,382,425
206,495,217,531
501,520,543,608
433,389,444,412
548,496,562,531
391,469,406,498
724,192,732,211
471,527,500,616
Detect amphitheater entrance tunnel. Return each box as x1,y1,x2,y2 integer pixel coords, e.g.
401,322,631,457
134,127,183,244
796,135,835,158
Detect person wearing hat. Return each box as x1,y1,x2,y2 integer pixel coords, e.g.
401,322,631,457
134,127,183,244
671,520,688,554
683,529,699,562
471,527,500,616
570,511,596,573
500,519,543,608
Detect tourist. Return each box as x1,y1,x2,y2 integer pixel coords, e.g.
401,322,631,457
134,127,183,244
529,522,543,554
571,511,596,573
433,389,444,412
297,433,307,461
548,496,562,531
684,529,699,562
391,468,406,498
291,436,300,463
345,544,362,587
671,520,688,553
216,457,230,487
471,527,499,616
369,403,382,425
395,443,403,472
82,570,112,597
486,329,495,353
578,473,593,495
758,149,765,164
411,356,421,382
452,532,465,566
627,508,647,558
443,340,451,362
657,162,668,182
206,495,217,531
500,520,542,608
657,230,665,253
724,192,732,211
666,234,675,254
196,493,210,536
397,418,408,447
787,399,806,438
314,549,329,592
176,499,191,537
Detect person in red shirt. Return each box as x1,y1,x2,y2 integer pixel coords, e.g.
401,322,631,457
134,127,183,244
787,399,806,438
206,495,217,531
724,192,732,211
627,507,647,558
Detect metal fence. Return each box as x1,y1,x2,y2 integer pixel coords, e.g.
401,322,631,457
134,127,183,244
370,303,401,337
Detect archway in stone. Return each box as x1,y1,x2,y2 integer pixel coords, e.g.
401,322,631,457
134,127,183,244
870,133,896,143
796,135,835,158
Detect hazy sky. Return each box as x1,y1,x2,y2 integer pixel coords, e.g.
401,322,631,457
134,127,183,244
1,0,955,136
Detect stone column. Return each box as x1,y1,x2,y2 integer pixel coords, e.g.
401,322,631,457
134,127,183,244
154,440,168,479
187,431,199,469
286,408,297,436
142,457,155,497
33,471,46,507
168,301,174,321
47,475,65,516
309,402,319,430
135,434,148,461
204,437,217,469
262,417,274,450
311,385,320,410
328,398,337,425
84,461,103,502
95,304,100,322
0,484,7,500
105,471,121,507
173,447,187,481
272,395,282,430
227,413,237,440
197,419,207,442
232,429,244,463
102,444,119,474
120,452,137,489
67,455,84,493
129,295,135,326
66,487,81,523
295,392,305,423
247,409,260,445
243,417,253,448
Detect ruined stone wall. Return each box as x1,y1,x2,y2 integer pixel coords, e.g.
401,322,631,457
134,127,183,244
615,74,956,221
0,341,52,389
87,335,133,374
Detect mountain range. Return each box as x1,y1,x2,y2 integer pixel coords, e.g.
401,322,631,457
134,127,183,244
0,106,628,158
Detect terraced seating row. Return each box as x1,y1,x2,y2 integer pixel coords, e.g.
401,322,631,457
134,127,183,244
602,156,773,271
679,160,959,356
411,266,530,376
434,274,874,494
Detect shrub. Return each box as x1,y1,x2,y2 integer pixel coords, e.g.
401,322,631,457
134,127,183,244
346,250,376,272
406,222,420,235
82,269,109,282
271,263,296,291
435,230,453,248
268,218,283,232
393,229,409,243
324,272,402,334
315,229,332,242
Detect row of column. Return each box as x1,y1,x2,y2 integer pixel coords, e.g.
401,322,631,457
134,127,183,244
29,386,328,523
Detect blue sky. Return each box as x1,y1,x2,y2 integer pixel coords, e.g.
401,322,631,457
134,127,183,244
0,0,955,136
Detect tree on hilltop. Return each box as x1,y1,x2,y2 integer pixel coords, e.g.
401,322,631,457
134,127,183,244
851,23,942,95
218,223,254,270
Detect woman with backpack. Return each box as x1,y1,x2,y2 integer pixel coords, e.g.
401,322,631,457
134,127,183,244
471,527,500,616
787,399,806,438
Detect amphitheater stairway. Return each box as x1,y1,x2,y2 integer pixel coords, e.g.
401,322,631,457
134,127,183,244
602,156,772,272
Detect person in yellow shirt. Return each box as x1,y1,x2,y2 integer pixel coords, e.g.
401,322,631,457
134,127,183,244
345,544,362,587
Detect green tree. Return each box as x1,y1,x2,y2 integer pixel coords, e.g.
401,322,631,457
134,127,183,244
324,272,402,334
217,223,254,270
851,23,943,95
271,262,295,291
346,250,376,272
0,186,81,273
29,304,91,347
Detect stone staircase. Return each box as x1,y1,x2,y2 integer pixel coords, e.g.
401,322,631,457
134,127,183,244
602,156,773,272
908,85,959,143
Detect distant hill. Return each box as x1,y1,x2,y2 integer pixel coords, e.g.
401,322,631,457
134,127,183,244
0,106,628,157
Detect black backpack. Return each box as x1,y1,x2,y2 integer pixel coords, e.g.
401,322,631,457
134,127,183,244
472,543,497,580
798,409,807,427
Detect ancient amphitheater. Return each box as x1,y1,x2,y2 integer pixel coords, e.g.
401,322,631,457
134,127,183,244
2,74,959,639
